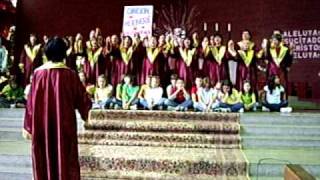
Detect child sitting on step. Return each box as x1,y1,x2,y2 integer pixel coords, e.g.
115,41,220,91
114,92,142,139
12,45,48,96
165,78,192,111
191,76,203,111
240,80,257,112
194,77,215,112
140,76,165,110
138,75,152,107
0,77,25,108
92,75,113,109
219,80,244,112
120,75,140,110
261,75,291,112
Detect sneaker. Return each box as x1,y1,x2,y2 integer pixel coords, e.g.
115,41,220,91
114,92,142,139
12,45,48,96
109,103,114,109
280,107,293,113
262,106,270,112
10,104,16,108
220,108,230,113
114,104,120,110
130,104,138,110
167,106,176,111
214,108,222,112
239,108,244,113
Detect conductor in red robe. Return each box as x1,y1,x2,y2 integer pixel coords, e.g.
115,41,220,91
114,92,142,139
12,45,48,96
23,37,92,180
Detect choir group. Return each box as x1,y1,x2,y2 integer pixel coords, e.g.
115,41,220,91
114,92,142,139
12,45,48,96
0,27,294,112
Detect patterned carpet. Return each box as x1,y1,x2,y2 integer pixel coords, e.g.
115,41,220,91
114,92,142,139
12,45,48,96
78,110,249,179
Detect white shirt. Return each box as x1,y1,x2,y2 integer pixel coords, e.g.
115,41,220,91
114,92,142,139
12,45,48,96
198,87,215,105
264,85,284,104
145,87,163,104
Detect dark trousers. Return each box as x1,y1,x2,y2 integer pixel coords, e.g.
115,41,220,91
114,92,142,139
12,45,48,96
262,100,288,112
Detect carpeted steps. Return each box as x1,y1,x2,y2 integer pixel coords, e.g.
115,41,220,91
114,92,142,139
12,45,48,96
79,145,248,180
78,110,249,179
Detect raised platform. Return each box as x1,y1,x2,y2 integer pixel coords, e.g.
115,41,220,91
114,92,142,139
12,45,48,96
78,110,249,179
1,109,320,179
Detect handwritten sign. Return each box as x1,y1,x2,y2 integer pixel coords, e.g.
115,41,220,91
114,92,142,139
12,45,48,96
122,5,154,38
283,29,320,60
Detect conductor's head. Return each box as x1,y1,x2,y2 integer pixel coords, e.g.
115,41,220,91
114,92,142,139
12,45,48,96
44,36,67,62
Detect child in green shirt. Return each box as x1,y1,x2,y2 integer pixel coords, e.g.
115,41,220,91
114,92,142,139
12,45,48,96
121,75,140,110
0,79,25,108
240,81,257,111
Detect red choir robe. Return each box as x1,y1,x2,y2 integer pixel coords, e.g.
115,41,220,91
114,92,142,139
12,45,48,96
74,40,86,71
235,49,258,92
200,45,213,78
176,47,198,88
23,61,92,180
19,44,43,86
131,42,144,85
158,44,171,87
210,45,229,84
265,44,293,89
111,46,134,86
83,47,106,84
140,47,164,84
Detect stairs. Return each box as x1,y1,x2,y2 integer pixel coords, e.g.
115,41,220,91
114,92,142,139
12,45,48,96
79,110,249,179
0,109,32,180
0,108,85,180
1,109,319,180
241,112,320,179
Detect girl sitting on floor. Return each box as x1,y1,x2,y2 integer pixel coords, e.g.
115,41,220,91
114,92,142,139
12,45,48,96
120,75,140,110
194,77,217,112
262,75,290,112
240,80,257,112
220,80,244,112
140,76,165,110
92,75,113,109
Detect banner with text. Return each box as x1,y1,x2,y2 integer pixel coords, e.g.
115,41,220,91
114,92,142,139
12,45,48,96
283,29,320,60
122,5,153,38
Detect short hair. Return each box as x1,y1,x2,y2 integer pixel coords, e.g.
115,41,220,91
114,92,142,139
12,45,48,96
170,74,178,80
44,37,67,62
271,34,282,42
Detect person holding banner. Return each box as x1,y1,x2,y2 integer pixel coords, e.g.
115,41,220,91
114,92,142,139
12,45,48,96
131,33,145,85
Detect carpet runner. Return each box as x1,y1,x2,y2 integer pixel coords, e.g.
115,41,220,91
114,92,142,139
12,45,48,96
78,110,249,179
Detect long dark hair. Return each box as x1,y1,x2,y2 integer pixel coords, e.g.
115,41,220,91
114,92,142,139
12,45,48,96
267,75,280,94
221,79,232,95
241,80,253,95
27,34,38,47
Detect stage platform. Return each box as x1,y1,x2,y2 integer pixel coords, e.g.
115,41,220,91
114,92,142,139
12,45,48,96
0,109,319,179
